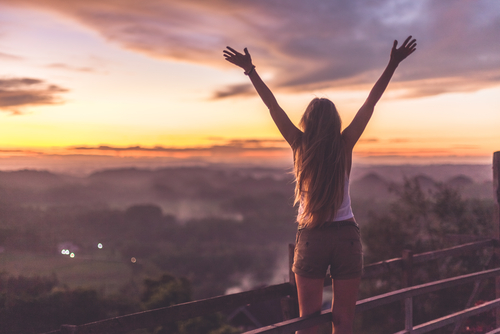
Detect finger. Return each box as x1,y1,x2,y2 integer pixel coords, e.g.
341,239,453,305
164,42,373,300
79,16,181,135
402,35,412,47
406,45,416,54
406,38,416,46
226,46,241,55
393,40,398,49
224,57,238,64
244,47,250,56
223,50,235,56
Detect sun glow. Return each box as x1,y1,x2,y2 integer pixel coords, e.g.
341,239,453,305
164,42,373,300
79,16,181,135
0,3,498,169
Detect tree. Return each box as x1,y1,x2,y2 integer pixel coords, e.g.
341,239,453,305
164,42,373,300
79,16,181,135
363,177,494,263
141,273,239,334
0,273,141,334
359,177,495,333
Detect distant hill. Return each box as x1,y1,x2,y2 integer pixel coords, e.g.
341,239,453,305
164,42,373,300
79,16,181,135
351,164,492,183
446,175,474,188
445,175,493,199
414,174,437,193
0,165,495,215
351,173,394,200
0,169,71,190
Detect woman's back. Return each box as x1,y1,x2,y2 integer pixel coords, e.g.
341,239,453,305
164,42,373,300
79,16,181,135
293,98,348,227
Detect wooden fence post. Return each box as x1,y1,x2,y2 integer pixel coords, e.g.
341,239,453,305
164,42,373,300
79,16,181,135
289,243,296,287
493,151,500,328
402,249,414,333
280,244,299,323
402,249,414,288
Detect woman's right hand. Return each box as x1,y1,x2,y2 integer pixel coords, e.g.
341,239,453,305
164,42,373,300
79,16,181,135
223,47,254,73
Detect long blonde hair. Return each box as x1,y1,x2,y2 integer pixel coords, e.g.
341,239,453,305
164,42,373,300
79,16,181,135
293,98,346,228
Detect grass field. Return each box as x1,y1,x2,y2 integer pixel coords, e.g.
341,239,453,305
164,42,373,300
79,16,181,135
0,251,160,295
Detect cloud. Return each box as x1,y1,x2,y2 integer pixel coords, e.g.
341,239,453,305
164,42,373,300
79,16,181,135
358,138,379,143
71,138,289,156
388,138,411,144
0,77,69,114
1,0,499,99
355,148,453,156
46,63,95,73
0,52,23,61
211,83,254,99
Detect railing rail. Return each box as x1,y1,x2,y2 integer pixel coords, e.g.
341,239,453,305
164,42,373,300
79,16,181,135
356,267,500,313
362,239,496,279
395,298,500,334
48,283,294,334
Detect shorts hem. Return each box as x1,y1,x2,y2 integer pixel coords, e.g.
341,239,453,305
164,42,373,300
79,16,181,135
292,267,327,280
330,273,362,280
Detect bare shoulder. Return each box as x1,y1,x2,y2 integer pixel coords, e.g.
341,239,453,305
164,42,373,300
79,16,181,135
341,129,356,152
289,131,303,151
269,105,302,148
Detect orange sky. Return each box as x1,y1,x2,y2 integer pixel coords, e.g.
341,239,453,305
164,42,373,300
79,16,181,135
0,1,499,171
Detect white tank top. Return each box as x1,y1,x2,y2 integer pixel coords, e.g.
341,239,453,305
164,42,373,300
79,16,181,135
298,176,354,222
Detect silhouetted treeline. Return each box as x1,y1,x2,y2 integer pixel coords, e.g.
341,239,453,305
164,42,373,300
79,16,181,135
0,273,238,334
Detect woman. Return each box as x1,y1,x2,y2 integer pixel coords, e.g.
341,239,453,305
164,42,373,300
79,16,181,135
224,36,416,334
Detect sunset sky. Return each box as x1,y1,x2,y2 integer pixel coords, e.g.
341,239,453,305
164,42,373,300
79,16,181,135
0,0,499,171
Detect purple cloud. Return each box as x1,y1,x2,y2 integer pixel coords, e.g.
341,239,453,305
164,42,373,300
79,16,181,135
71,138,289,154
0,77,68,114
46,63,95,72
1,0,498,98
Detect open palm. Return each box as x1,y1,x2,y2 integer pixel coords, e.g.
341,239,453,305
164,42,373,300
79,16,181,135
390,36,417,64
223,47,254,72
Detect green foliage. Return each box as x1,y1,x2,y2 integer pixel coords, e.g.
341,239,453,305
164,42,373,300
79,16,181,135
0,272,239,334
150,216,290,298
0,274,124,333
140,274,240,334
142,274,191,309
363,178,494,263
177,314,241,334
358,177,495,333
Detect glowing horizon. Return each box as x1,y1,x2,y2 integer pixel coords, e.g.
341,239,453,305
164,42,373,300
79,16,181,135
0,1,499,169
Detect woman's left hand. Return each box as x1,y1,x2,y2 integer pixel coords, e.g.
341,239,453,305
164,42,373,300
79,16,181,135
223,47,254,73
390,36,417,65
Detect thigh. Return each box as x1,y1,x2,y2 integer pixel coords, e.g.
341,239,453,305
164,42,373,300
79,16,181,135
331,277,361,332
295,274,325,317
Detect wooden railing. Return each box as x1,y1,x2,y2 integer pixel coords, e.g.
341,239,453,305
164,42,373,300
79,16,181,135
43,151,500,334
245,267,500,334
246,261,500,334
50,283,295,334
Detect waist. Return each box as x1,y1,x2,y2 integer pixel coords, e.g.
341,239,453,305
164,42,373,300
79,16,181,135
298,220,359,231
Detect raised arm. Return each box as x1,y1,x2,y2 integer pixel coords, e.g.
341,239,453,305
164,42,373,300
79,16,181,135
223,47,301,147
343,36,417,150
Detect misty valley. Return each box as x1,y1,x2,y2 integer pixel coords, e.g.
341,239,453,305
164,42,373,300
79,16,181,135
0,164,496,333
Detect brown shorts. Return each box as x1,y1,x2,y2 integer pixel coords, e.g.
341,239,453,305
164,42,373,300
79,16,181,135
292,221,363,280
